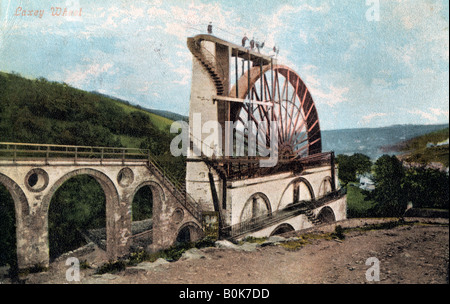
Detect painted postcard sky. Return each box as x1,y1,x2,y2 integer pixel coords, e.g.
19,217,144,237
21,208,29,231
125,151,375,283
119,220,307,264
0,0,448,130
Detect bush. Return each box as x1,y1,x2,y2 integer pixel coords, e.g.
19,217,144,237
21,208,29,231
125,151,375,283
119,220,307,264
331,225,345,240
95,260,127,275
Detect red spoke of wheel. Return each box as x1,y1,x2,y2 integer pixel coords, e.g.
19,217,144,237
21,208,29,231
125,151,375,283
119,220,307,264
285,76,299,143
293,136,321,155
241,100,269,144
263,74,274,122
252,87,271,143
283,71,291,141
294,123,321,148
274,71,285,142
287,85,307,144
235,129,271,154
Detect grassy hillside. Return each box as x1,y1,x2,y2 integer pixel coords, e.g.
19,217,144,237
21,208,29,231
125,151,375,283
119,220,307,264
0,71,174,150
398,127,449,167
110,98,175,132
90,91,187,125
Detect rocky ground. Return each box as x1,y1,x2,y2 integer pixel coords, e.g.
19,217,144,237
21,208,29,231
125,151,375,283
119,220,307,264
2,217,448,284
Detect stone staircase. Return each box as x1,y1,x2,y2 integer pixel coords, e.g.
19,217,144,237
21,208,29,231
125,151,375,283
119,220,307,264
303,206,322,225
187,37,225,96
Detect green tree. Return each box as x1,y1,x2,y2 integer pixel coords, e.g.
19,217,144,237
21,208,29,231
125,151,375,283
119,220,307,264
132,186,153,221
403,167,449,210
0,185,16,268
336,153,372,186
336,154,355,185
370,155,407,217
352,153,372,175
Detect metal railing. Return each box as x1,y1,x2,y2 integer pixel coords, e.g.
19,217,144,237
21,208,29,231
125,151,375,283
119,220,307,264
146,153,203,221
0,142,149,163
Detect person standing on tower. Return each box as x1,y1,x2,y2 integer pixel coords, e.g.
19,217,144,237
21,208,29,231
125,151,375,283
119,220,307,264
207,22,212,34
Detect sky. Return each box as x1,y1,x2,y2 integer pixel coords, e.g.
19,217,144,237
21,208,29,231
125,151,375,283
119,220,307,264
0,0,448,130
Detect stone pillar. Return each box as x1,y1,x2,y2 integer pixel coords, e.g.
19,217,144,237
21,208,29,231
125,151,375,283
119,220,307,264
186,39,230,213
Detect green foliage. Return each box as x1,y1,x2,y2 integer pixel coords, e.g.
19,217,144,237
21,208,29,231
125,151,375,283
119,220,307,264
346,184,375,218
357,154,450,217
48,175,106,259
18,263,48,276
400,127,449,152
126,249,151,266
331,225,345,240
132,186,153,222
406,145,449,167
369,155,406,217
278,233,334,251
241,236,268,244
96,235,217,274
0,185,16,267
336,153,372,185
193,235,217,248
403,167,449,210
0,72,172,151
95,260,127,274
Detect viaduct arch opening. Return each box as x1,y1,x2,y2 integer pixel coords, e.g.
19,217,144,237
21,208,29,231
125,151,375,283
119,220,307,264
176,222,203,244
316,206,336,224
0,183,18,276
48,174,106,260
42,168,120,261
130,181,161,249
271,223,295,236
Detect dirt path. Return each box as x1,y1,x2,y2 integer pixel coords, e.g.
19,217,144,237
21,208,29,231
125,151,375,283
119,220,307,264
10,218,450,284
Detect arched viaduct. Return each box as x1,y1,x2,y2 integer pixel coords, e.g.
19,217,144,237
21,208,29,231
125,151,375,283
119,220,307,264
0,152,203,269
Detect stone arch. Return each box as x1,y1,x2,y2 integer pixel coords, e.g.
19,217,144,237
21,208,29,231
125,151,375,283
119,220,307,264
131,181,166,206
41,168,120,259
270,223,295,236
0,173,29,216
278,177,315,210
129,181,165,244
239,192,272,222
176,221,203,244
318,176,333,198
316,206,336,224
0,174,24,270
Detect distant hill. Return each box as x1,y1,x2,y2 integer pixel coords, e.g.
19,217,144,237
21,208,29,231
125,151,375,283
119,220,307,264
393,127,449,167
91,91,188,123
321,124,449,160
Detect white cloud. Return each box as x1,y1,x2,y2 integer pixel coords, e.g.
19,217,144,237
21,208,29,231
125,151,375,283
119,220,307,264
407,108,438,122
172,66,190,85
147,6,169,17
312,85,349,107
65,63,113,87
359,112,387,125
297,65,349,107
429,107,449,119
